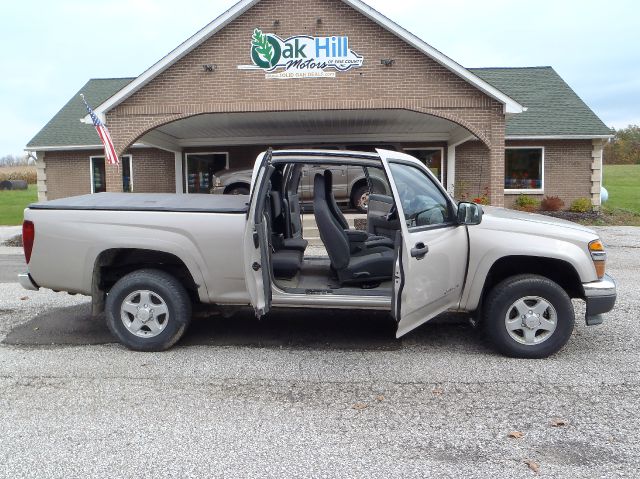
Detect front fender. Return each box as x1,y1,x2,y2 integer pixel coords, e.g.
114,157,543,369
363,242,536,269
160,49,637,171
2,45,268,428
461,229,596,311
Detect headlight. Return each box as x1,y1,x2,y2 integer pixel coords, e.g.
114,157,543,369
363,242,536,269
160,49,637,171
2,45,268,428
589,239,606,279
214,177,222,187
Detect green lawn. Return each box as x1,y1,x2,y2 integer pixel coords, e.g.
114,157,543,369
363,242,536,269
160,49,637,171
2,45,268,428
0,185,38,225
603,165,640,214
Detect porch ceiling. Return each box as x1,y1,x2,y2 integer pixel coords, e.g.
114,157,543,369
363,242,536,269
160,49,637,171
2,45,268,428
140,109,475,150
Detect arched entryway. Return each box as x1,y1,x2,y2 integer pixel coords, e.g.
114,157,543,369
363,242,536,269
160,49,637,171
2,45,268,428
105,107,501,203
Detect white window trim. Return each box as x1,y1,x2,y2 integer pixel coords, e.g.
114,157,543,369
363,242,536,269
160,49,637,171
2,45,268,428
89,156,105,194
122,155,133,192
504,146,545,195
89,155,133,193
403,147,445,184
184,152,230,194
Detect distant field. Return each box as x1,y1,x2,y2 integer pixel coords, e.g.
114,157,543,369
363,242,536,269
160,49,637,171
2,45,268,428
603,165,640,214
0,165,37,184
0,185,37,225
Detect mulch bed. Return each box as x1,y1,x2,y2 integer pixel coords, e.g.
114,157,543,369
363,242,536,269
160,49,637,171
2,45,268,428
537,211,601,223
2,234,22,247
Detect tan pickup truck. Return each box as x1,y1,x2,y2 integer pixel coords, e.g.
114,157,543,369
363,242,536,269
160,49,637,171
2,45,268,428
211,164,389,212
19,149,616,358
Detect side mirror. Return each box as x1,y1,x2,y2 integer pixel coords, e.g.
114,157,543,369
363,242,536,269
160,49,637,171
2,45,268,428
457,202,483,226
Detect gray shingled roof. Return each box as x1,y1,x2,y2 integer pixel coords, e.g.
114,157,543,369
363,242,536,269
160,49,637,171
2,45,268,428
27,68,612,148
27,78,134,148
470,66,613,137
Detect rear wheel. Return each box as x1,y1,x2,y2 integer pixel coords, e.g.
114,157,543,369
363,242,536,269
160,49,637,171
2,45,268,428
226,185,250,195
105,269,192,351
483,274,574,359
351,184,370,213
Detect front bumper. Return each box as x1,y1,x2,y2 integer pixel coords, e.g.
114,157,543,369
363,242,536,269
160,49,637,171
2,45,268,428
18,272,39,291
211,186,226,195
582,274,616,326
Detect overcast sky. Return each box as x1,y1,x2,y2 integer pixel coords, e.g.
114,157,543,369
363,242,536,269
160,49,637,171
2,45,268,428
1,0,638,155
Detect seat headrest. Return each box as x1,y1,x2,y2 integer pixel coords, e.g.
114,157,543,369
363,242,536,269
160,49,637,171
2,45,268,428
324,169,333,189
314,173,326,201
270,191,282,218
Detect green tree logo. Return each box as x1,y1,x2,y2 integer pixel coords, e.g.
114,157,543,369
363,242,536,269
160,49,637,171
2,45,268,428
251,29,281,69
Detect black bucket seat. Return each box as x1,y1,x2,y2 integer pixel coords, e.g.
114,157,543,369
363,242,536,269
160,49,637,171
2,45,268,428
313,173,394,285
323,170,394,252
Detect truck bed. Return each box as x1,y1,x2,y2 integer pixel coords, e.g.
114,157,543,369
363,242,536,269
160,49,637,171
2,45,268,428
29,193,249,214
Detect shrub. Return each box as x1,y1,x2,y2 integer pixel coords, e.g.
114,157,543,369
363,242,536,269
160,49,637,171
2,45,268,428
454,180,469,202
472,187,490,205
0,166,37,184
541,196,565,212
569,197,593,213
514,194,541,212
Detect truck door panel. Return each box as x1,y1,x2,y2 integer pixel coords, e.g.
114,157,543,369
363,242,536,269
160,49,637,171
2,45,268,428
378,149,469,337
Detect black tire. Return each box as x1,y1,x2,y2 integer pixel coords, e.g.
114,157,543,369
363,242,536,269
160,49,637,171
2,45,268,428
351,183,370,213
105,269,192,352
225,185,250,195
483,274,574,359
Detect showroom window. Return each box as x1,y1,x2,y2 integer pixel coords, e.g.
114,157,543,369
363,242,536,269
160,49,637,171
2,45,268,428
90,155,133,193
185,153,229,194
505,147,544,192
403,148,444,183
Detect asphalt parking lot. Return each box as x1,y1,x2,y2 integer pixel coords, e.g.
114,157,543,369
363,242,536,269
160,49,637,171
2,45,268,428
0,227,639,478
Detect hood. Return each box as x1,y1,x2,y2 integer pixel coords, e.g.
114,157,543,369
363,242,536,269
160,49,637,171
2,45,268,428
482,206,596,235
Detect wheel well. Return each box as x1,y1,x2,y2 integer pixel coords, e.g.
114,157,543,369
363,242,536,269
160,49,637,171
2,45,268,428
224,182,250,194
94,249,199,300
481,256,583,303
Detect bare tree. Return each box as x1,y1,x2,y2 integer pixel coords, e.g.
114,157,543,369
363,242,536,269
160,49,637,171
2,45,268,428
0,154,30,166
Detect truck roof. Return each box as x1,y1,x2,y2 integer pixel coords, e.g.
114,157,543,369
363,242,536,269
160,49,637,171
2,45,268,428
29,193,249,214
270,149,383,167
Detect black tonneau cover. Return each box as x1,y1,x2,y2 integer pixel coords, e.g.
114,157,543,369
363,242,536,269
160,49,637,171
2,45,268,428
29,193,249,214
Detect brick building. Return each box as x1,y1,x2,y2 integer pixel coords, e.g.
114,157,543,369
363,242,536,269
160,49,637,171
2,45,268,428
27,0,612,208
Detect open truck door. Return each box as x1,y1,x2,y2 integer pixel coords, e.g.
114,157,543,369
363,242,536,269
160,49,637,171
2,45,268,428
244,149,275,318
377,149,470,338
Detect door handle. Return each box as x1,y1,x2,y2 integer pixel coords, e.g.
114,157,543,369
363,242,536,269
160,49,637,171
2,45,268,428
410,242,429,259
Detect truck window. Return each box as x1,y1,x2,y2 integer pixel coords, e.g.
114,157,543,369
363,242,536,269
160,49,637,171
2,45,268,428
388,162,452,228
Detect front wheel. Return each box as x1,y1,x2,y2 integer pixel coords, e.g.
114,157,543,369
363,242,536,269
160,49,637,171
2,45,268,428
483,274,575,359
105,269,192,351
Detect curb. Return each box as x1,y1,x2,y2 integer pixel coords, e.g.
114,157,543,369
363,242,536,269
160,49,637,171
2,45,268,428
0,246,22,255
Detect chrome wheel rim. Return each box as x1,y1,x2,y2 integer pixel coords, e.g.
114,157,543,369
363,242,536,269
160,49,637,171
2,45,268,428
357,192,370,211
120,290,169,338
504,296,557,345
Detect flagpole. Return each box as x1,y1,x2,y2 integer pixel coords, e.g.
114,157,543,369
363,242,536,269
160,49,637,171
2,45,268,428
80,93,121,173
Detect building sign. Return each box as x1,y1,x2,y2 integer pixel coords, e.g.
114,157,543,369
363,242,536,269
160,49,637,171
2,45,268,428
240,29,364,79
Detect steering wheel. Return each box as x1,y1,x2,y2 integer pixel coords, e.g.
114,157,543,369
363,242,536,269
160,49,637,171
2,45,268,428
409,205,445,226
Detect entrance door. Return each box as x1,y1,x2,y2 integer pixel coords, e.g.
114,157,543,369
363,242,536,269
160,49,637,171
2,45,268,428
243,150,274,317
378,149,469,337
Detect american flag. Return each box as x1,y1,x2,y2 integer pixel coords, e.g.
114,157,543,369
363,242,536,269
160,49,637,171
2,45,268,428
80,94,119,167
